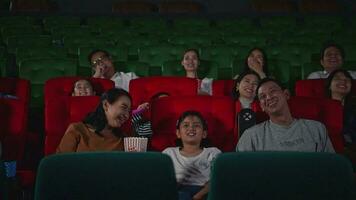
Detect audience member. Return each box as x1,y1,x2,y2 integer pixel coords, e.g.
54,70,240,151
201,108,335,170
182,49,213,95
232,70,260,108
326,69,356,143
89,49,138,91
57,88,132,153
72,79,95,96
131,92,169,137
308,42,356,79
236,78,335,152
234,47,269,79
163,110,221,200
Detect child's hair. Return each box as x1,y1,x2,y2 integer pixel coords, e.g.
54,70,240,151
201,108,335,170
175,110,210,147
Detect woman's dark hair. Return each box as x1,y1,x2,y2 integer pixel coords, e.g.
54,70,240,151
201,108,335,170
182,48,200,60
88,49,111,63
232,70,261,100
175,110,210,148
320,41,345,61
325,69,354,106
83,88,132,136
242,47,269,76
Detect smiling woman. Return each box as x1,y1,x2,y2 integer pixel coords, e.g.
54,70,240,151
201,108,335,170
56,88,132,153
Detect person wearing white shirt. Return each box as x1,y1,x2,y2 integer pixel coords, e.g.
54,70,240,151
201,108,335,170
307,42,356,79
89,49,138,92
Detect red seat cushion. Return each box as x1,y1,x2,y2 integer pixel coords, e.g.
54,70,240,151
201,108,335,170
212,80,234,96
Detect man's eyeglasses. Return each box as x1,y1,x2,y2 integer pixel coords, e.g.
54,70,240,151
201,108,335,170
91,55,111,66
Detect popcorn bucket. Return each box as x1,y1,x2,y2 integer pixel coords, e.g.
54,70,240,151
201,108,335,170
124,137,148,152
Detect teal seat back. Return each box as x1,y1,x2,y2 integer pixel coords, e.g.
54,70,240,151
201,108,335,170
16,47,69,65
6,35,53,54
209,152,356,200
35,152,178,200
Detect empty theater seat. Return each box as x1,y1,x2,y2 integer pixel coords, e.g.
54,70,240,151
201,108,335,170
129,76,198,109
150,95,236,152
212,80,234,96
44,77,114,155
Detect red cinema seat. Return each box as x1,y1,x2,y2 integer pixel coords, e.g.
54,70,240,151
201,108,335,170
68,96,100,123
129,76,198,109
253,96,344,153
295,79,356,97
0,77,30,103
212,80,234,96
44,77,114,155
0,99,27,161
150,96,236,152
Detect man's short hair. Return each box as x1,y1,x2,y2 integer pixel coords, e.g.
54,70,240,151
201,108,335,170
255,78,284,98
320,41,345,60
88,49,111,63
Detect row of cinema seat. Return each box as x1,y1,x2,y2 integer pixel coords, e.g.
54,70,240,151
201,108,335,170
1,76,355,195
2,76,356,158
34,152,356,200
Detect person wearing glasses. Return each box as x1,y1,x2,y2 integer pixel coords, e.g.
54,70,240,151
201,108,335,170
89,49,138,92
236,78,335,153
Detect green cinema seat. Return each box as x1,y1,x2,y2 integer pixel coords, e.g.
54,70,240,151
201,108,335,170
259,16,297,30
0,58,5,76
209,152,356,200
6,35,53,54
63,36,115,56
162,59,218,79
16,46,69,66
0,16,35,26
169,35,214,47
19,58,77,108
200,45,248,69
301,61,323,79
139,45,186,68
173,18,211,30
223,34,266,47
51,25,93,41
34,152,178,200
86,16,125,34
43,16,82,32
268,59,295,90
1,25,43,44
120,61,150,77
129,18,168,33
215,18,257,34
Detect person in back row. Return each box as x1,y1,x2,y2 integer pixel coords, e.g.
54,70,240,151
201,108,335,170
182,48,213,95
236,78,335,152
89,49,138,92
234,47,269,79
307,42,356,79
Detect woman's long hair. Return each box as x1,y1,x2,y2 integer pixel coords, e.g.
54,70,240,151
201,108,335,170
325,69,354,107
83,88,132,137
242,47,269,77
232,70,261,101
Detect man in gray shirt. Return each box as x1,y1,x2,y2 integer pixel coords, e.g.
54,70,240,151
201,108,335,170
236,78,335,153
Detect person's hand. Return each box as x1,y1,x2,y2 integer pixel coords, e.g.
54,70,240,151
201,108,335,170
137,102,150,111
92,65,105,78
248,57,263,72
192,194,205,200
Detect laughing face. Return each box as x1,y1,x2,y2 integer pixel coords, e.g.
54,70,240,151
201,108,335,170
330,71,352,98
236,74,259,100
257,81,289,116
321,46,343,73
103,95,131,128
176,115,207,146
182,50,199,74
72,79,95,96
91,51,116,79
247,49,265,72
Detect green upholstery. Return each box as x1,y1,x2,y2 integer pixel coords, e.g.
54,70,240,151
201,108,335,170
19,59,77,108
6,35,53,54
301,62,322,79
209,152,356,200
139,45,186,67
34,152,178,200
345,61,356,71
16,47,69,65
259,16,296,30
1,26,42,43
173,18,211,30
201,45,248,68
223,34,266,47
63,36,115,56
215,18,256,33
129,18,167,32
51,26,93,41
117,36,162,57
86,17,125,34
268,59,296,90
0,58,5,76
162,59,218,79
120,61,150,77
43,16,82,31
0,16,35,26
169,35,213,47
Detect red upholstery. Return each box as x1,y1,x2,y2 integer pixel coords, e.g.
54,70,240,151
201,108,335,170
252,96,344,153
129,76,198,108
44,77,114,155
212,80,234,96
295,79,356,97
0,99,26,160
68,96,100,123
150,96,236,152
0,77,30,102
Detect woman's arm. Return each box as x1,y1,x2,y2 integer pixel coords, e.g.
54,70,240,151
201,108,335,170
56,123,81,153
